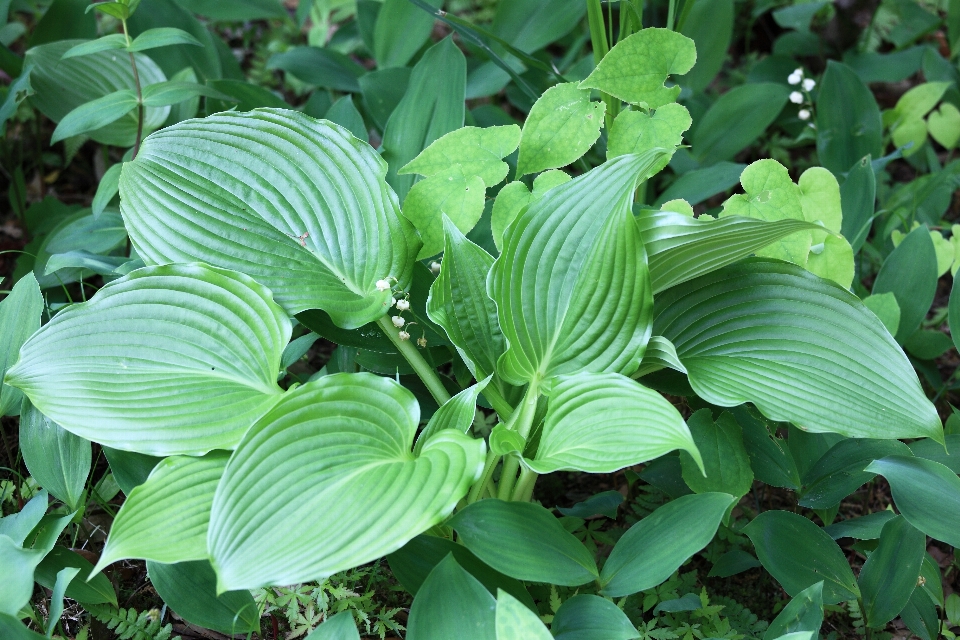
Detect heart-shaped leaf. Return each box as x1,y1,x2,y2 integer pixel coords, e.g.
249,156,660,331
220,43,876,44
119,108,420,327
489,152,665,387
516,82,605,177
400,125,520,187
608,103,691,172
526,372,701,474
402,165,486,259
490,170,570,252
928,102,960,149
209,373,485,590
653,259,942,441
5,264,290,455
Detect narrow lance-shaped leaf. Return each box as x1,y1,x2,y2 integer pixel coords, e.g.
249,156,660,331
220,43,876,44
19,400,91,510
61,34,128,59
5,264,290,455
414,377,490,455
120,109,420,327
0,273,42,416
209,373,485,590
857,515,926,628
127,27,203,52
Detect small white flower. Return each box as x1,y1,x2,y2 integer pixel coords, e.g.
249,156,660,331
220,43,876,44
395,298,410,311
788,72,802,85
798,109,811,121
802,78,816,91
429,261,441,274
391,316,405,328
390,296,397,307
417,337,428,348
793,67,804,76
789,91,804,104
398,330,410,341
375,279,391,292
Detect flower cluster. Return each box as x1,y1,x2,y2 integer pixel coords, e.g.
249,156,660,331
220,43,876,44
787,68,816,124
377,276,425,345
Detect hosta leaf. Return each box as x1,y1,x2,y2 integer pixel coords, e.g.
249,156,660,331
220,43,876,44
414,377,489,455
636,208,820,294
496,590,553,640
209,373,485,590
525,373,701,475
401,125,521,187
403,167,486,259
19,400,90,510
580,28,696,109
490,170,570,251
634,335,686,378
95,452,227,573
607,103,691,173
489,152,664,387
0,273,42,417
653,259,941,441
516,82,605,177
120,109,419,327
427,218,504,380
5,264,290,455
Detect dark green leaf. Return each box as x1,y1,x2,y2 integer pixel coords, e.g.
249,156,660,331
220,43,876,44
556,491,624,519
692,83,790,164
0,273,42,416
823,511,897,540
325,95,367,141
174,0,286,21
731,405,801,491
872,225,938,342
799,439,912,509
653,162,745,207
763,582,824,640
552,594,640,640
28,0,95,47
128,27,202,52
839,155,876,252
34,547,116,606
19,400,90,510
858,515,925,628
267,46,366,93
816,61,883,176
908,434,960,473
490,0,585,53
405,555,496,640
680,410,753,498
101,446,162,495
373,0,442,69
359,67,410,130
139,80,234,107
50,89,138,144
678,0,734,92
147,560,260,635
708,549,762,578
61,34,127,59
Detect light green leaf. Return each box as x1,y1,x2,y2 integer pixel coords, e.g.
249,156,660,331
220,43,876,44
47,566,80,636
515,82,604,177
580,28,696,109
406,554,496,640
872,225,938,342
120,109,419,326
427,218,504,380
0,273,42,417
489,425,526,456
401,125,521,187
600,492,734,597
893,81,951,124
19,400,90,510
680,410,753,498
763,582,824,640
551,594,640,640
448,499,598,586
209,373,484,590
862,292,901,337
805,234,855,290
633,335,687,378
490,170,570,251
147,560,260,635
92,163,122,219
928,102,960,149
95,452,227,573
50,89,138,144
607,103,691,172
858,515,925,628
496,590,552,640
139,80,234,107
128,27,202,52
414,377,490,455
490,152,663,386
0,536,46,616
865,456,960,547
654,259,941,441
5,264,290,455
744,510,860,604
403,166,486,259
526,372,701,475
305,612,360,640
61,34,127,59
0,490,48,545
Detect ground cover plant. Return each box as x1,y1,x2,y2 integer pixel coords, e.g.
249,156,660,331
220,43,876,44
2,0,960,638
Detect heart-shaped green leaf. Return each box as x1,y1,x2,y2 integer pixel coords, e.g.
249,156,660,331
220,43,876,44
400,125,520,187
928,102,960,149
489,152,665,386
402,165,486,259
526,372,701,474
490,170,570,252
5,264,289,455
119,108,419,327
653,259,942,441
516,82,605,177
608,103,691,172
209,373,485,590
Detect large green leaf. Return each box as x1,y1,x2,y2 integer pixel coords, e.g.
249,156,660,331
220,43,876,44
743,510,860,604
372,0,443,69
599,492,734,597
5,264,289,455
25,40,168,147
865,456,960,547
552,594,641,640
0,273,42,416
653,259,941,441
406,555,496,640
95,452,227,572
816,61,883,176
526,372,700,474
858,515,925,628
34,546,116,606
678,0,734,92
120,109,419,326
147,560,260,635
449,499,598,586
209,373,484,590
19,399,90,510
489,152,664,386
680,410,753,498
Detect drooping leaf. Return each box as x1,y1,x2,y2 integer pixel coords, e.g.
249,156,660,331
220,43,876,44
600,492,734,597
19,400,90,510
822,511,897,541
679,410,753,498
743,510,860,604
763,582,824,640
653,259,942,441
731,405,801,490
5,264,290,455
147,560,260,635
50,90,138,143
495,590,553,640
551,594,641,640
858,515,925,628
580,28,696,109
120,108,419,326
526,372,701,474
908,434,960,473
633,335,687,378
209,373,484,590
872,225,939,342
0,273,42,416
406,555,496,640
489,152,664,386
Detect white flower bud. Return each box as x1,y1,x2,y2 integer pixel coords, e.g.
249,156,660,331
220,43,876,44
398,330,410,341
789,91,804,104
429,261,441,274
802,78,816,91
396,299,410,311
794,67,804,76
798,109,811,121
375,279,390,291
390,297,397,307
391,316,405,328
417,337,428,348
788,72,802,85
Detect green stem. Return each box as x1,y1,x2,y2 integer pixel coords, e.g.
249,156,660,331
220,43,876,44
511,466,538,502
467,449,499,504
666,0,678,31
122,19,144,159
586,0,619,130
481,380,513,420
376,315,451,406
496,380,540,500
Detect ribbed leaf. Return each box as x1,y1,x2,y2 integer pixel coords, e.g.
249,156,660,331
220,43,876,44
489,152,665,387
637,209,820,294
633,336,686,378
526,373,701,474
5,264,290,455
653,259,941,441
95,452,227,573
209,373,485,590
119,109,419,327
414,378,489,455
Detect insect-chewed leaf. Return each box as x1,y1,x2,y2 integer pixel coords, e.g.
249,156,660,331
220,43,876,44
400,125,520,187
526,373,701,475
4,264,290,456
489,152,665,387
208,373,485,590
654,259,942,442
94,452,228,574
119,108,419,328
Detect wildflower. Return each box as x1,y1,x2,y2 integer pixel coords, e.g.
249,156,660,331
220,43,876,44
417,337,428,348
789,91,804,104
802,78,816,91
398,330,410,341
798,109,811,121
391,316,405,328
788,71,802,85
375,279,391,291
429,261,441,274
396,298,410,312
